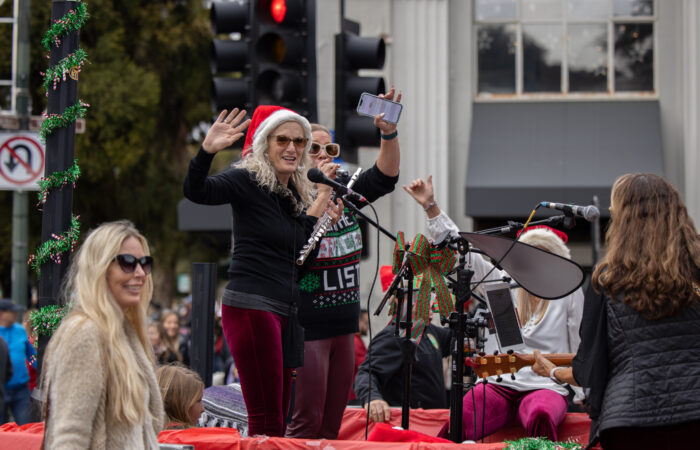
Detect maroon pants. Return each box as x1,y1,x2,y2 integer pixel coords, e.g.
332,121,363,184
440,382,567,442
285,334,355,439
221,305,293,437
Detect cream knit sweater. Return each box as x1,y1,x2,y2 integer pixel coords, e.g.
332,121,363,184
43,315,164,449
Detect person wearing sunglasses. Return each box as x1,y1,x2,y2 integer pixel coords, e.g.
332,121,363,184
40,221,164,449
286,87,403,440
184,105,341,437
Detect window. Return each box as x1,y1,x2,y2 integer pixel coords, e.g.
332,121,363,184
475,0,655,97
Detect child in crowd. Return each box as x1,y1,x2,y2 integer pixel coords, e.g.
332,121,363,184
149,322,179,364
156,364,205,429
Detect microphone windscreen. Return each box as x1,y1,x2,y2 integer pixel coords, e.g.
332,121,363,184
307,168,325,183
584,205,600,221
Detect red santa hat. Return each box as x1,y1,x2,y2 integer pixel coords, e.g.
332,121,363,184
241,105,311,158
380,265,395,292
517,225,570,259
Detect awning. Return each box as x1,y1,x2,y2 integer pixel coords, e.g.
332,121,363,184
178,198,232,231
465,101,664,218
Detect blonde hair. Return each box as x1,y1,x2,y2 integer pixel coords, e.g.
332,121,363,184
156,364,205,426
592,173,700,319
236,122,315,208
310,123,331,137
516,228,571,326
43,220,154,425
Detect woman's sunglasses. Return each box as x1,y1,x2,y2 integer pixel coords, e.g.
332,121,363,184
114,254,154,274
310,142,341,158
269,135,308,150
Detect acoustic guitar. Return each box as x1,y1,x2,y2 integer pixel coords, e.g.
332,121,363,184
465,352,574,380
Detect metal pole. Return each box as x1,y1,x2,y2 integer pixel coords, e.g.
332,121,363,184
37,0,81,377
591,195,601,265
11,0,31,310
190,263,216,388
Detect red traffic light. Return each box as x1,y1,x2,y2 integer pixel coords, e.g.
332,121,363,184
271,0,287,23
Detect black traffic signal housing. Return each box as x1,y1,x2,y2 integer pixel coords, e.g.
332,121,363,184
210,1,252,112
335,19,386,164
251,0,318,121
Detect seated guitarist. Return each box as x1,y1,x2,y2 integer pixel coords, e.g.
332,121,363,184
404,176,584,442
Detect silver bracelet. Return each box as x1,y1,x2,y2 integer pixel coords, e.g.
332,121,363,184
423,201,436,211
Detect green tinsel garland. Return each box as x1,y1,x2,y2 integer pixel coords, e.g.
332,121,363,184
504,437,583,450
41,2,89,51
39,100,89,142
30,305,69,343
41,48,88,92
28,215,81,275
37,160,81,207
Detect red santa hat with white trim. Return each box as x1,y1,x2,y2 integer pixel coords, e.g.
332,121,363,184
240,105,312,158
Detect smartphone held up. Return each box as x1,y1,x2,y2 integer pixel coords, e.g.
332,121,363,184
356,92,403,124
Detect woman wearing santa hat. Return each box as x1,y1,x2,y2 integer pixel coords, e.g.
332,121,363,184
404,176,584,443
183,106,341,437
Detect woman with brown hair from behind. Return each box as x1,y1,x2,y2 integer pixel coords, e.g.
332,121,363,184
533,173,700,449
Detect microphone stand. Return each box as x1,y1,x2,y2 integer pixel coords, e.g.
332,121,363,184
351,195,422,431
474,214,571,236
342,198,396,241
374,237,417,430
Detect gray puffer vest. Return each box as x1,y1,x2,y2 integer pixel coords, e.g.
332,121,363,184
598,297,700,432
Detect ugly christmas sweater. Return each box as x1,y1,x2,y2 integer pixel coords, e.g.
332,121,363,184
298,164,398,340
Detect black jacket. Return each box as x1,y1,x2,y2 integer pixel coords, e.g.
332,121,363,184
184,149,318,304
573,285,700,441
353,324,451,409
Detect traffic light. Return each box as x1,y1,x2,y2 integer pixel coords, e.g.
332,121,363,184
335,19,386,163
210,1,252,111
251,0,318,121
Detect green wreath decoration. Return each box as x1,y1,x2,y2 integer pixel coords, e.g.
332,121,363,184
39,100,89,142
28,215,81,275
30,305,69,341
504,437,583,450
36,159,81,207
41,2,89,51
41,48,88,93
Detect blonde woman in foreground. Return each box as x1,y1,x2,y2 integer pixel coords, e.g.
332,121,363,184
41,220,163,449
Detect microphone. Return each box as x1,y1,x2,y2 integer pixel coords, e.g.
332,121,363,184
540,202,600,221
307,168,367,202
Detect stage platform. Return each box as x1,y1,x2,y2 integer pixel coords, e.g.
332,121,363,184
0,407,594,449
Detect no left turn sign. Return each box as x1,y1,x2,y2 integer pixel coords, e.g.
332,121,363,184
0,133,45,191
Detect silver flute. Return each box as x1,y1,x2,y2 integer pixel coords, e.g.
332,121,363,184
296,167,362,265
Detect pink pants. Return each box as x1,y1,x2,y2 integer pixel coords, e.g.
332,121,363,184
285,334,355,439
221,305,293,437
440,382,567,442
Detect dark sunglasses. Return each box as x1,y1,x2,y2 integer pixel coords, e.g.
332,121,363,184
310,142,341,158
269,134,308,150
114,254,154,274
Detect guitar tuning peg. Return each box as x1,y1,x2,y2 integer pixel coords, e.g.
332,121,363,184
496,376,503,382
493,350,499,356
511,374,516,380
478,351,486,357
507,349,514,355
